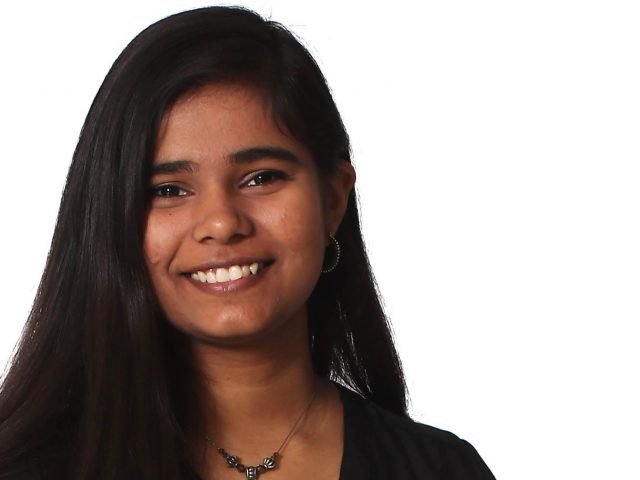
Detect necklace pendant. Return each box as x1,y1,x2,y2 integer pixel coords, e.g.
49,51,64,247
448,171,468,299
262,454,277,470
245,466,257,480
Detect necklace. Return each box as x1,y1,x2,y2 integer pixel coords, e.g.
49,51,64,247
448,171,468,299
205,389,317,480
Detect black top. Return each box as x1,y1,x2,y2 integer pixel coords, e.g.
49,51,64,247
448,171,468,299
0,386,495,479
338,385,495,479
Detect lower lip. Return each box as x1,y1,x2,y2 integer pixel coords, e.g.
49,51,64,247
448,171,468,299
184,265,271,294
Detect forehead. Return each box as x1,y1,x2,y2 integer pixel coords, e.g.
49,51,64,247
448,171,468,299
154,83,305,164
167,83,270,124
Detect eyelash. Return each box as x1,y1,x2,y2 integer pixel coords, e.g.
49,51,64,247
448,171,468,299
149,170,292,198
243,169,292,187
150,184,190,198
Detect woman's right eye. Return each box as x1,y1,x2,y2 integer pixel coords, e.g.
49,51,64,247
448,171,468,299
150,184,189,198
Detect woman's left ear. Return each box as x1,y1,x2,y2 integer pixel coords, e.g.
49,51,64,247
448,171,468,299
323,160,357,236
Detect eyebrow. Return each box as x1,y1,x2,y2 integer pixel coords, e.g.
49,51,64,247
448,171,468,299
150,160,196,176
229,146,302,165
151,147,301,176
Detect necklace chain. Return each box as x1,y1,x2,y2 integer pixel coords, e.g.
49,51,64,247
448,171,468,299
205,389,318,480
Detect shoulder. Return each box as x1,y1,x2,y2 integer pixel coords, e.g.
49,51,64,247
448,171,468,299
338,385,495,480
0,449,65,480
0,460,44,480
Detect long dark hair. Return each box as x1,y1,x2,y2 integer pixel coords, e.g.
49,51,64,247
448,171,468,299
0,7,406,479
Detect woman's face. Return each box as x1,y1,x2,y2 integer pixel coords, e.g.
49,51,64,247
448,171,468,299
143,84,353,345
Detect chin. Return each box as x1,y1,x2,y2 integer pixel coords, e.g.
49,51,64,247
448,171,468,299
173,309,302,347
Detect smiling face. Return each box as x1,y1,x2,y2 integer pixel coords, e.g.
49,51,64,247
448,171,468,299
143,84,353,346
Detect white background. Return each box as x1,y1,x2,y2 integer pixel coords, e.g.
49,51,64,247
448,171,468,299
1,1,639,478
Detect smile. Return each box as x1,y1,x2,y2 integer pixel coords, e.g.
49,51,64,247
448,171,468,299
188,261,269,284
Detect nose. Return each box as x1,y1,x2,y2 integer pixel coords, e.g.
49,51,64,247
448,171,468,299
191,194,253,245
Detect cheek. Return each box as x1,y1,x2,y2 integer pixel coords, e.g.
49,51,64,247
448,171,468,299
144,238,163,266
143,212,182,267
269,188,326,259
143,226,164,267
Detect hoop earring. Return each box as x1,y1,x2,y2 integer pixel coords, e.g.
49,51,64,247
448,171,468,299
321,234,341,273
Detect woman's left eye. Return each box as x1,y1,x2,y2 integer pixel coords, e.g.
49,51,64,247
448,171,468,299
244,170,291,187
150,184,189,197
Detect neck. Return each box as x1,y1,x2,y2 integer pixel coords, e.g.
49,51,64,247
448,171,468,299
187,310,319,454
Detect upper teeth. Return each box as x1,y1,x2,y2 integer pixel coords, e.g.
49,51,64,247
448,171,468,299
190,262,261,283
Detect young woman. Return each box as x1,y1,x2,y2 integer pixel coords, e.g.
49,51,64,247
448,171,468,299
0,7,494,480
